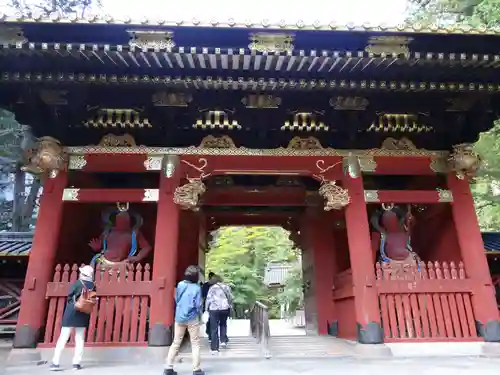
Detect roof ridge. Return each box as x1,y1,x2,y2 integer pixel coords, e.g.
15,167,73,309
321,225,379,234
1,15,500,36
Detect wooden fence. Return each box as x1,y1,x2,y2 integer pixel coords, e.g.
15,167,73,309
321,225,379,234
41,263,154,347
375,261,479,342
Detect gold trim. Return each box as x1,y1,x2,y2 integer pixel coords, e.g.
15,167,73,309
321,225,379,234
65,144,449,158
364,190,380,203
62,188,79,201
144,155,163,171
429,157,448,173
199,135,236,149
143,189,159,201
2,72,498,93
68,155,87,170
437,189,453,203
98,134,136,147
358,156,377,172
248,32,294,53
1,17,499,35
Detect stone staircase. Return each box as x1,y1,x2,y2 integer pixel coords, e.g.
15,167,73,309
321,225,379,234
179,335,354,359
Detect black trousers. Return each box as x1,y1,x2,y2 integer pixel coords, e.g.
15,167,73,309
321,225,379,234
209,309,230,351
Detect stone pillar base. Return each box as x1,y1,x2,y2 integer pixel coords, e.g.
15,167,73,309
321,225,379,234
327,320,338,336
357,322,384,344
477,320,500,342
148,323,173,347
13,324,40,349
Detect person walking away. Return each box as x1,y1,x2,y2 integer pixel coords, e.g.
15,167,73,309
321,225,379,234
164,265,204,375
50,265,96,371
201,272,215,339
205,274,233,353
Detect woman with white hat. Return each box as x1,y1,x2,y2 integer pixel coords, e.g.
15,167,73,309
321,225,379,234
50,265,96,371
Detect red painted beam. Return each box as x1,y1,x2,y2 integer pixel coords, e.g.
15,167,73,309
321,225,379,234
202,187,307,206
373,157,435,175
74,154,150,173
63,188,156,203
370,190,445,204
181,155,343,180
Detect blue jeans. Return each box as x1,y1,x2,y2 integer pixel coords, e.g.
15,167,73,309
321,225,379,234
209,309,230,351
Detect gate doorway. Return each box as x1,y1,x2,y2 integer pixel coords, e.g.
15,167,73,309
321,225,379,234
204,226,307,338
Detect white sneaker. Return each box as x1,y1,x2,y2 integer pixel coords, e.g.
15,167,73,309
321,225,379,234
220,342,227,349
210,350,219,355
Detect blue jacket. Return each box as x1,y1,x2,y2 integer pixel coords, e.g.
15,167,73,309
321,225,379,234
175,280,202,323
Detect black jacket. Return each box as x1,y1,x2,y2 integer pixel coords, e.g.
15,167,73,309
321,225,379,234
61,279,95,328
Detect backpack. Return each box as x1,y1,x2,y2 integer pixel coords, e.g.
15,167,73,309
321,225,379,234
74,281,97,314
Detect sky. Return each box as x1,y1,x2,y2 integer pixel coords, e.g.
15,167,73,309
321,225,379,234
0,0,408,25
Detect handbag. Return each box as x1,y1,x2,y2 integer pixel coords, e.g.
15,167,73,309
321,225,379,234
74,281,97,314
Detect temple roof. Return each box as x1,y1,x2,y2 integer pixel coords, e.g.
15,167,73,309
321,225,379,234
0,232,33,257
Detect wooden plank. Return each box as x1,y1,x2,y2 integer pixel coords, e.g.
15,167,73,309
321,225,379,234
375,279,474,294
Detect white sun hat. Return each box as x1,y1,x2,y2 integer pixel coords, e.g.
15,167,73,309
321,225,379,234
79,265,94,278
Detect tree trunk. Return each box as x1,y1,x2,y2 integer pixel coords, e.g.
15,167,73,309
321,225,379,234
11,167,25,231
20,177,41,231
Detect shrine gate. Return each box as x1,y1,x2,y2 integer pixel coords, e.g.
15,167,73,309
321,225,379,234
1,15,499,350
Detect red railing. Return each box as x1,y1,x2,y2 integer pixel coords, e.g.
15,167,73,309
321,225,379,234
42,263,153,347
375,261,478,342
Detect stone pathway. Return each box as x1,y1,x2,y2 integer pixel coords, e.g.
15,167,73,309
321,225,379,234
202,319,305,338
6,357,500,375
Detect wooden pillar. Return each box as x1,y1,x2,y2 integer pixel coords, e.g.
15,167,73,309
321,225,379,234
13,172,68,348
342,172,383,344
447,174,500,341
306,211,338,335
148,171,181,347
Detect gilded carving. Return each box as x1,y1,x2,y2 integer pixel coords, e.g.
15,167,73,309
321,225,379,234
448,143,482,180
62,188,79,201
98,134,137,147
68,155,87,170
330,96,369,111
85,109,151,128
173,179,206,211
381,137,418,151
248,32,294,53
286,136,323,150
365,36,412,57
358,156,377,172
282,111,328,131
144,155,163,171
199,135,236,149
143,189,159,202
437,189,453,203
368,114,433,133
128,30,175,50
429,157,448,173
152,92,192,107
318,180,350,211
194,110,241,130
364,190,380,203
242,94,281,109
22,136,67,176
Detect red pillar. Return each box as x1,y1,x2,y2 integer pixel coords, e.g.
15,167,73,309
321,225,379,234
148,171,181,346
14,172,68,348
447,174,500,341
342,173,383,344
306,211,338,335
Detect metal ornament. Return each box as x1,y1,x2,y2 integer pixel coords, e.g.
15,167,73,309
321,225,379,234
164,154,179,178
343,155,361,178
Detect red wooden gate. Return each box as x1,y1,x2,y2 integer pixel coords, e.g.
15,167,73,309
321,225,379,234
375,261,479,342
41,263,153,347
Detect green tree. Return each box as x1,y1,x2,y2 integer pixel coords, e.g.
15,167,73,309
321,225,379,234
407,0,500,231
205,226,300,318
8,0,101,17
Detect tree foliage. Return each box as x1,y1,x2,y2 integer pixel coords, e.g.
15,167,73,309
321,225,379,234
205,226,302,318
8,0,101,17
407,0,500,231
